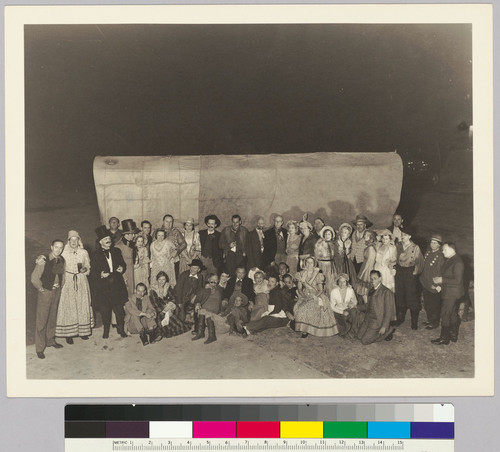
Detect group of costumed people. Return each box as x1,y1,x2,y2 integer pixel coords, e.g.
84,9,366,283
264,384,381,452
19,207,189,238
31,211,468,360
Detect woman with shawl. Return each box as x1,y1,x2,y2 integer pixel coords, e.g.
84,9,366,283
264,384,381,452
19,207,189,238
333,222,358,292
374,229,397,292
55,230,94,344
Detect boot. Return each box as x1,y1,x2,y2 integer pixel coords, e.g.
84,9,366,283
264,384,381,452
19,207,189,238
191,312,199,335
450,319,461,343
192,315,206,341
431,327,450,345
103,325,110,339
139,330,149,346
410,309,420,330
204,318,217,344
152,327,163,343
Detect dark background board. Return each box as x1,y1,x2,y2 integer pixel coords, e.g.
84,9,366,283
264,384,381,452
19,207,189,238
1,2,497,452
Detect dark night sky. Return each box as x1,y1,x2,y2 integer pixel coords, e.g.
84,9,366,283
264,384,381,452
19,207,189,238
24,24,472,195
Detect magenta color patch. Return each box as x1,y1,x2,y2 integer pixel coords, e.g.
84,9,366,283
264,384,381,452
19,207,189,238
193,422,237,438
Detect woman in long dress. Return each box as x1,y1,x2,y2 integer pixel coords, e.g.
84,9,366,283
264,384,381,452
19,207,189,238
314,226,338,293
285,220,301,278
333,223,358,291
179,218,201,274
356,230,378,303
374,229,397,292
55,230,94,344
149,271,191,337
150,229,177,287
293,256,338,338
134,235,150,289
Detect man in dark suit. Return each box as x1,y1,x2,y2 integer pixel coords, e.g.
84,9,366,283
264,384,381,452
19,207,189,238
175,258,205,322
90,225,129,339
247,217,266,271
431,242,465,345
199,214,223,277
263,215,288,273
222,267,256,312
358,270,396,345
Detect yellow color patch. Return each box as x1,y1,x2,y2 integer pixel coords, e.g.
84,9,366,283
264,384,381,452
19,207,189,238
280,422,323,438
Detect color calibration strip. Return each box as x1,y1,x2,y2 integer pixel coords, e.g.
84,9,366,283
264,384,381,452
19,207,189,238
65,404,454,440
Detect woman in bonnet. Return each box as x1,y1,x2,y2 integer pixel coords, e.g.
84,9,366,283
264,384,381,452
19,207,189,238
55,230,94,344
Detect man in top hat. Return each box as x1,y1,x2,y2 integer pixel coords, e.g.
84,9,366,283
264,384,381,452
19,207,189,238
158,214,187,279
198,214,223,277
388,213,404,244
431,242,465,345
175,258,205,322
351,215,373,274
263,215,288,273
420,233,445,330
115,219,140,297
31,239,66,359
219,214,249,277
90,225,129,339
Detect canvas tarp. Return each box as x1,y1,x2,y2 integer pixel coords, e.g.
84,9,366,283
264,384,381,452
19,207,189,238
93,153,403,229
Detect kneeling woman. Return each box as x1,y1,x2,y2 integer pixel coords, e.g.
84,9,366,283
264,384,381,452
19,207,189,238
293,257,338,338
149,271,191,338
330,273,363,338
191,273,230,344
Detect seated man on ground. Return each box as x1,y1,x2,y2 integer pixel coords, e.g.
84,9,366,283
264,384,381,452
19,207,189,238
221,266,256,316
226,293,251,337
124,283,162,346
244,276,294,335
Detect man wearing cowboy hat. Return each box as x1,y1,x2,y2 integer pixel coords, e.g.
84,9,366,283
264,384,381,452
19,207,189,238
392,226,424,330
420,233,445,330
351,214,373,274
175,258,205,322
90,225,129,339
199,214,224,276
115,219,140,297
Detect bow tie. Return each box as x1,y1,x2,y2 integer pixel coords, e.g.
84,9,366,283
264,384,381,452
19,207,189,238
208,230,214,235
190,274,198,279
103,249,110,258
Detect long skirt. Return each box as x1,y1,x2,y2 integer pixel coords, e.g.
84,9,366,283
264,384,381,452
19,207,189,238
334,308,364,338
293,295,338,337
160,314,192,338
55,273,94,337
134,264,150,289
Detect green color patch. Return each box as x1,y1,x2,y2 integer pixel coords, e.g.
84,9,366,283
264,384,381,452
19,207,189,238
323,422,368,438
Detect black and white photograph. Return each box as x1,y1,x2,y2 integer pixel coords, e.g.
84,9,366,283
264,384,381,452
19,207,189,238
5,4,493,397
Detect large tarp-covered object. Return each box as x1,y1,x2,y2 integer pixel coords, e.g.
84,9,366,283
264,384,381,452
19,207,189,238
93,153,403,229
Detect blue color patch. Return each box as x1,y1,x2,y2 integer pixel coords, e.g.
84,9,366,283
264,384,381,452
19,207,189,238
411,422,454,439
367,422,411,438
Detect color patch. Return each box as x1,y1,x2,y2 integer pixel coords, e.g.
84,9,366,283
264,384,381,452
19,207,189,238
237,422,281,438
324,422,368,438
149,421,193,438
411,422,454,439
106,421,149,438
280,422,323,438
368,422,411,439
65,421,106,438
192,422,236,438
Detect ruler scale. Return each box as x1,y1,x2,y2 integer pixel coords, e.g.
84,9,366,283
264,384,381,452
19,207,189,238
65,405,454,452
